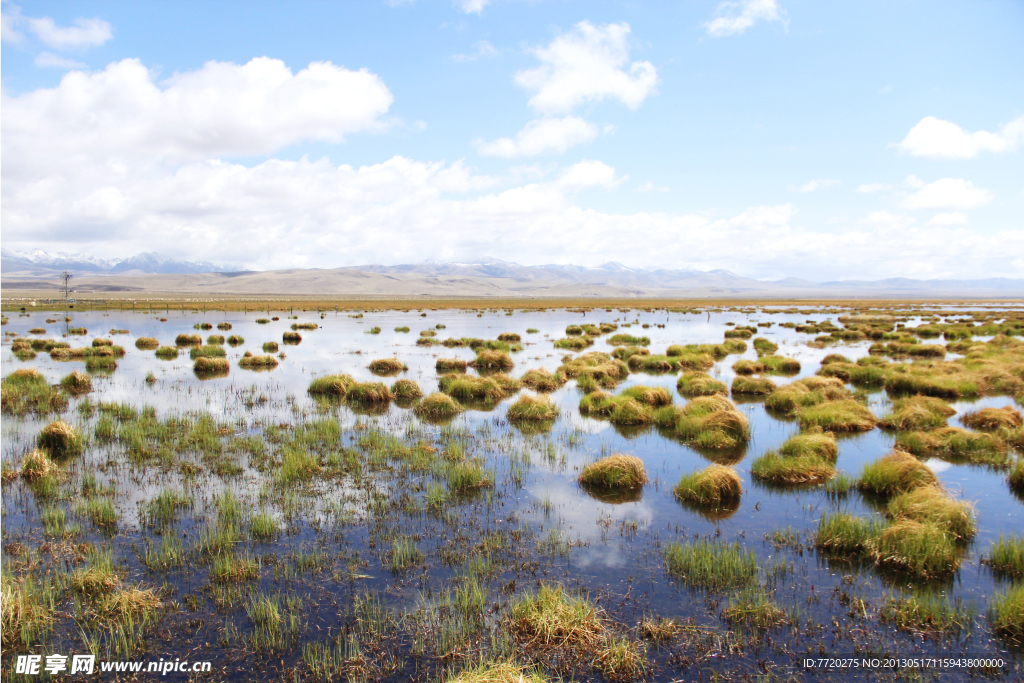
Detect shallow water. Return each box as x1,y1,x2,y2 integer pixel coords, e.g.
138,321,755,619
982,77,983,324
2,305,1022,681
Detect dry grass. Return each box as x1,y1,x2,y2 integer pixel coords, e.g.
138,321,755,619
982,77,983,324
347,381,393,404
59,370,92,394
895,427,1008,467
520,368,567,393
960,406,1022,431
508,584,604,649
175,333,202,346
308,374,354,398
858,450,938,497
391,379,422,400
578,454,647,490
471,349,514,371
507,394,559,422
155,346,178,359
436,358,469,373
730,376,776,396
368,358,406,375
879,396,956,431
238,353,279,370
732,359,765,375
444,662,546,683
37,420,82,459
886,485,976,542
868,519,961,580
663,395,750,450
414,392,463,419
134,337,159,349
20,448,61,481
764,377,849,415
674,464,742,508
193,357,230,375
559,353,629,390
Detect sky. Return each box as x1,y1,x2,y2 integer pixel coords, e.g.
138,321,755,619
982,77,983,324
1,0,1022,281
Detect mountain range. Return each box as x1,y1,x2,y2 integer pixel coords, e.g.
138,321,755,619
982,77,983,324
2,250,1023,298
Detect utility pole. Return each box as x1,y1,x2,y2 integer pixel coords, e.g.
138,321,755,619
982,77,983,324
61,271,73,300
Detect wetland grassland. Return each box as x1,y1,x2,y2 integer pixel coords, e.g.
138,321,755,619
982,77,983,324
2,300,1024,681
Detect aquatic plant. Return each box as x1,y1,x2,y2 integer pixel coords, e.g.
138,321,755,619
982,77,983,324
238,353,279,370
960,406,1022,431
676,372,727,397
858,450,938,498
508,585,604,649
507,395,559,422
308,374,354,398
798,399,876,432
414,392,462,419
663,539,756,589
391,379,422,400
879,396,956,431
578,454,646,490
673,464,742,508
731,377,776,396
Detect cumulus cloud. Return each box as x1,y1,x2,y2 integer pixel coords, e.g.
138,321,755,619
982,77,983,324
26,15,111,48
514,21,657,114
2,57,394,170
454,0,490,14
705,0,785,37
900,178,993,210
475,116,599,157
792,179,839,193
453,39,497,62
895,116,1024,159
34,51,85,68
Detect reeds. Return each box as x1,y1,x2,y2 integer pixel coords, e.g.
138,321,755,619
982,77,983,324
507,395,559,422
673,464,742,508
578,454,646,490
662,539,756,589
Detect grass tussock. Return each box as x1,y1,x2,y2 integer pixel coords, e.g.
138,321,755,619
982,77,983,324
175,333,202,346
206,334,225,345
798,399,876,432
154,346,178,359
59,370,92,394
262,341,279,353
764,377,849,415
347,381,393,404
520,368,567,393
578,454,646,490
559,353,629,391
190,344,226,359
1,369,68,416
20,448,62,482
507,394,559,422
880,593,973,635
1010,459,1024,494
193,357,230,376
858,450,938,497
673,464,742,508
391,379,422,400
307,374,354,398
887,485,976,542
368,358,406,375
879,396,956,431
870,519,961,580
663,539,757,589
961,406,1022,431
676,372,727,397
724,587,788,629
238,353,279,370
578,392,652,425
895,427,1008,467
414,392,463,420
37,420,83,459
751,439,835,486
471,349,514,371
508,585,604,649
989,584,1024,643
282,332,302,344
984,535,1024,578
444,662,546,683
732,359,765,375
436,358,469,373
134,337,159,349
761,355,801,375
661,395,750,449
440,373,520,404
815,513,878,557
731,376,776,396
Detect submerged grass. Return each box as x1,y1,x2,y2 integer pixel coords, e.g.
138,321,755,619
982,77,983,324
663,539,756,589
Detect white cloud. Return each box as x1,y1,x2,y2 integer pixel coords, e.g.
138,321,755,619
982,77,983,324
637,181,668,193
900,178,993,210
856,183,892,193
514,21,657,114
928,212,968,226
475,116,598,157
792,179,839,193
1,6,23,43
2,57,394,170
34,51,85,69
705,0,785,37
453,40,497,62
904,175,925,189
454,0,490,14
26,15,111,48
895,116,1024,159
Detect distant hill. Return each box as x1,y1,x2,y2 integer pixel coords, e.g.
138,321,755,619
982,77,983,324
1,249,228,275
2,251,1022,298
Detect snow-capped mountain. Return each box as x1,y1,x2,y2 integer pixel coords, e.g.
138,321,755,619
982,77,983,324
1,249,229,275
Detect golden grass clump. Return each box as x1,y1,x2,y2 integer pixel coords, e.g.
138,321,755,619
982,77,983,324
36,420,82,459
619,385,672,407
663,395,750,450
444,662,546,683
674,464,742,508
858,450,938,498
193,357,230,375
497,332,521,342
676,371,727,397
308,374,354,398
471,349,514,371
507,394,559,422
20,448,61,481
578,392,652,425
238,353,279,370
175,333,202,346
414,392,463,420
868,519,961,580
134,337,159,349
346,381,393,404
368,357,406,375
879,395,956,431
508,584,604,649
154,346,178,359
59,370,92,394
282,331,302,343
764,377,848,415
895,427,1008,467
578,454,647,490
960,406,1022,431
730,376,776,396
732,359,765,375
206,334,225,345
751,430,838,486
391,379,423,400
798,399,876,432
779,429,838,461
520,368,567,393
887,485,976,542
559,353,629,390
436,358,469,373
439,373,520,404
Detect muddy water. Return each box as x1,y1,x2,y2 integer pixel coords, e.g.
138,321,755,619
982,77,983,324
2,305,1022,681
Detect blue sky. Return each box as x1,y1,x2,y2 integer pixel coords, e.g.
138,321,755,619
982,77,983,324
2,0,1022,280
